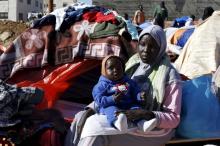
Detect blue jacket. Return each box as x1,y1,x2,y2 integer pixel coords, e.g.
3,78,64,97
92,75,141,109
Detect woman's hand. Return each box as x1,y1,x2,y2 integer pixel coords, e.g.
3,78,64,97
115,109,155,121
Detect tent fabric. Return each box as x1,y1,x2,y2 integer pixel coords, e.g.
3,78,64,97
175,11,220,79
170,28,186,45
0,4,129,109
166,26,194,55
172,16,189,28
176,28,195,48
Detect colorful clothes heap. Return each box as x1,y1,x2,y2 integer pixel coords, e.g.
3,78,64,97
0,2,132,108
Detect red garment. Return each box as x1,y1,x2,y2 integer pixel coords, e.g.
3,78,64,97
82,11,117,24
82,11,98,22
36,129,62,146
0,137,14,146
1,15,123,110
8,59,101,109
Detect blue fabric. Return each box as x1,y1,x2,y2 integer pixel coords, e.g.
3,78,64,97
125,19,139,40
92,75,142,125
177,28,195,47
172,16,189,28
139,21,152,30
177,75,220,138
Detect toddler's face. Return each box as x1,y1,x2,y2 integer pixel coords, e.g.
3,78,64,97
105,58,124,81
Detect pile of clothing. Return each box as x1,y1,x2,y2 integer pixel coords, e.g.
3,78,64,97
0,3,134,108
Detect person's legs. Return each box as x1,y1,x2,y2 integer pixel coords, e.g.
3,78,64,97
102,106,118,125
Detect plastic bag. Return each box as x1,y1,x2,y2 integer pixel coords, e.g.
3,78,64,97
177,75,220,138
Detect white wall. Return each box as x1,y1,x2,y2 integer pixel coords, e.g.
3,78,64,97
43,0,77,14
53,0,75,9
78,0,92,5
8,0,17,21
0,1,9,12
8,0,43,21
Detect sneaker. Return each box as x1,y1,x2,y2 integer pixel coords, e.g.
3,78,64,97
137,118,157,132
114,113,128,132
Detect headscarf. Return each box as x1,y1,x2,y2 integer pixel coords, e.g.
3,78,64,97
138,25,167,62
202,7,214,20
101,55,125,77
160,1,165,8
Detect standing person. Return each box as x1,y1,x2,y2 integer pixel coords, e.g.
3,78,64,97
123,13,139,40
153,13,165,28
92,55,156,132
133,5,145,25
154,1,168,21
76,25,182,146
124,13,131,22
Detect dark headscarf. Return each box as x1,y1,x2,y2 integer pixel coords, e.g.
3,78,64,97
202,7,214,20
160,1,166,8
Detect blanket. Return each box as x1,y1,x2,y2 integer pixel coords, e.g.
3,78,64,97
0,16,124,108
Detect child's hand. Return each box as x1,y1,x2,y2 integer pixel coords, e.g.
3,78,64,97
113,92,124,102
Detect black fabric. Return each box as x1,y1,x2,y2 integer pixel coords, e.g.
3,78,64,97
60,65,101,104
0,109,68,145
32,14,56,28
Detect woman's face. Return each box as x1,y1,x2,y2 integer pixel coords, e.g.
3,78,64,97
138,34,160,64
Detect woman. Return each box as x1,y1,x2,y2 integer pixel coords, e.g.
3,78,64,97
68,25,182,146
